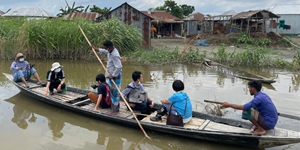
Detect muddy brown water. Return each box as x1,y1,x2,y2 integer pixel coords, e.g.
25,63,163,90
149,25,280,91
0,59,299,150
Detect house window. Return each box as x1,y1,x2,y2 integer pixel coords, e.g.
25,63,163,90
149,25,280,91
197,25,201,31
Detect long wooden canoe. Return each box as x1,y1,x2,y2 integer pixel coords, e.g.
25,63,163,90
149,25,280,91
3,73,300,148
204,60,277,84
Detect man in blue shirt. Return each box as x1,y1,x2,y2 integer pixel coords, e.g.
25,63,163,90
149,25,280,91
221,80,278,135
150,80,193,123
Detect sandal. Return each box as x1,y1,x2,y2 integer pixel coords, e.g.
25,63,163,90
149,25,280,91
37,82,45,86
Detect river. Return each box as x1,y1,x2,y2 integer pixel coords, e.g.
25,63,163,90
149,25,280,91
0,59,299,150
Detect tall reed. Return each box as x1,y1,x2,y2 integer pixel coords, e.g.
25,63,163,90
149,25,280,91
0,17,143,60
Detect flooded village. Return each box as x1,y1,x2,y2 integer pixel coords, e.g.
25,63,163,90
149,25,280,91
0,1,300,150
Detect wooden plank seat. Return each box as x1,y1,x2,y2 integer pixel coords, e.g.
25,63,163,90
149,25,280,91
80,101,141,119
72,99,91,105
31,87,86,102
141,112,208,129
142,113,250,133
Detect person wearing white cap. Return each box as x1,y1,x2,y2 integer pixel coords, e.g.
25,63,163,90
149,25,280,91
10,53,44,88
44,62,66,96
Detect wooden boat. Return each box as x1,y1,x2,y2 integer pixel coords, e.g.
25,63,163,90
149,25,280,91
204,60,277,84
3,73,300,148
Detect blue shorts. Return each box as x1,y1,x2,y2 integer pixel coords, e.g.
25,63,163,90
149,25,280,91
13,68,37,82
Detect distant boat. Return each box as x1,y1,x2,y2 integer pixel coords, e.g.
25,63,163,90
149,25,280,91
3,73,299,148
204,60,276,84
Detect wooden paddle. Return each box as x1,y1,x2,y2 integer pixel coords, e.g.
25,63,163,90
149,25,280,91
79,26,151,139
204,100,300,120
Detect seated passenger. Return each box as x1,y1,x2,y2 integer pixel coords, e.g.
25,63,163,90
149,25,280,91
122,71,154,114
150,80,192,123
10,53,44,88
88,74,111,111
44,62,66,96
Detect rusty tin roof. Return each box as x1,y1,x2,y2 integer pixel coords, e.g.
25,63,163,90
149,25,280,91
63,12,102,21
141,11,183,23
183,12,205,21
232,10,280,20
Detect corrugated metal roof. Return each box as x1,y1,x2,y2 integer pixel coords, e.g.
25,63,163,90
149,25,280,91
3,8,53,17
183,12,204,21
141,11,182,22
268,4,300,15
0,10,5,16
221,10,238,16
232,10,280,20
63,12,101,21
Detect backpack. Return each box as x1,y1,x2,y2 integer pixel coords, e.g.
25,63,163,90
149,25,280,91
126,85,147,104
102,83,111,106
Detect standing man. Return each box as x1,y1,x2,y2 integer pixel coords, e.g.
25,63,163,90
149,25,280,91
221,80,278,135
91,40,122,115
10,53,44,88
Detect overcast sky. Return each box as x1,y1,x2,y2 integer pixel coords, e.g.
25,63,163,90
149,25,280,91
1,0,300,16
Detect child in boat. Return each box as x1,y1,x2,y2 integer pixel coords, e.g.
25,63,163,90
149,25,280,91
221,80,278,135
122,71,154,114
44,62,67,96
150,80,193,123
88,74,112,111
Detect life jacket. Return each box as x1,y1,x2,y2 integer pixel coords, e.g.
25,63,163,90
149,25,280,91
126,85,147,104
102,83,111,106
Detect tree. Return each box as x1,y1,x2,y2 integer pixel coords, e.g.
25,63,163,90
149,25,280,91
180,4,195,16
90,5,111,15
57,0,89,17
148,0,194,19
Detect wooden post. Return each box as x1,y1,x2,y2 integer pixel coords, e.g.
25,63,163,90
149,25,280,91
262,18,265,33
240,19,243,32
170,23,173,37
276,18,278,33
211,17,214,34
247,18,250,35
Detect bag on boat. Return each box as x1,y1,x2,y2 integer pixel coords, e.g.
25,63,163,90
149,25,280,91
126,85,147,104
102,83,111,106
166,98,187,127
166,108,184,127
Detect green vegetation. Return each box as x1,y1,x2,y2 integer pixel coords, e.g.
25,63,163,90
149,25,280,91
211,43,294,68
234,32,271,46
0,18,142,59
124,46,207,65
57,1,89,17
0,17,299,69
149,0,195,18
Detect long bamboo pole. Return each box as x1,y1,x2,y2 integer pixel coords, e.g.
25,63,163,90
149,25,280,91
78,26,150,139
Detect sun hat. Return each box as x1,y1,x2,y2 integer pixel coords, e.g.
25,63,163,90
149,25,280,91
51,62,63,71
15,53,25,60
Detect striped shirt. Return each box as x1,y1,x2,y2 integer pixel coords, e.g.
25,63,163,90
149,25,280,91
98,48,122,77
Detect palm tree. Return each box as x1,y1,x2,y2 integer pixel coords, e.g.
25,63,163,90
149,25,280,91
57,0,89,17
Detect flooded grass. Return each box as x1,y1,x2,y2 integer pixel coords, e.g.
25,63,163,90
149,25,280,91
0,18,142,60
